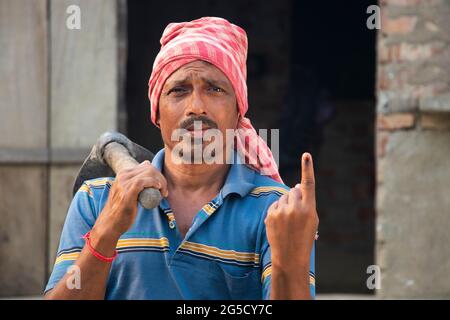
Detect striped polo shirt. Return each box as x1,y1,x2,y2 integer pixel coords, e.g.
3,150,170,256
45,149,316,299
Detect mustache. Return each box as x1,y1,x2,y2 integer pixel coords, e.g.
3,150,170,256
179,115,218,130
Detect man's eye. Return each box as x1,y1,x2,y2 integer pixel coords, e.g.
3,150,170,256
168,87,187,95
209,86,224,93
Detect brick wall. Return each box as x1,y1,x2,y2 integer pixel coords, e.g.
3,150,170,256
376,0,450,298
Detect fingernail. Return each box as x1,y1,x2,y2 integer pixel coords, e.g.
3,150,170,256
304,154,310,163
295,183,301,189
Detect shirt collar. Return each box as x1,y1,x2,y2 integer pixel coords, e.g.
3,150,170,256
151,148,255,199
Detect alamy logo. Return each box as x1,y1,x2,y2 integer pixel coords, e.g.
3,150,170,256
66,265,81,290
168,121,280,177
366,265,381,290
366,5,381,30
66,5,81,30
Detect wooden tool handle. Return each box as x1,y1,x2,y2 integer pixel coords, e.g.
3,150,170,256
103,142,162,209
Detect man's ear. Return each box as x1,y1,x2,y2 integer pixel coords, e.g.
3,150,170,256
235,102,240,128
156,110,160,126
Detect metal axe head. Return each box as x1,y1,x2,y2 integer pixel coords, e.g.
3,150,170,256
73,131,155,196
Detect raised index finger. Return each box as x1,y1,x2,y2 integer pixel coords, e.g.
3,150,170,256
300,152,316,202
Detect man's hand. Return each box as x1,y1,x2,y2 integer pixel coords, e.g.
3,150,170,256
265,153,319,299
45,160,168,300
92,160,168,243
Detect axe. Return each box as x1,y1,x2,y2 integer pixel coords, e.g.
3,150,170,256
73,131,162,209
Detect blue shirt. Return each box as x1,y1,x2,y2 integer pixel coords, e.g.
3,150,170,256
45,149,315,299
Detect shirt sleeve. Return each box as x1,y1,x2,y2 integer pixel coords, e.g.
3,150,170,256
261,230,316,300
44,183,99,294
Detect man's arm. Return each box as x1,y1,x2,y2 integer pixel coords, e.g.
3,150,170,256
45,161,168,300
265,153,319,300
44,227,119,299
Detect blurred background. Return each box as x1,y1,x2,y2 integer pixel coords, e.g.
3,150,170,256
0,0,449,299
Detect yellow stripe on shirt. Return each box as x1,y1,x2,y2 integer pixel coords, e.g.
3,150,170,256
78,178,114,197
261,265,272,283
180,241,259,264
54,237,169,266
203,204,217,216
78,185,93,197
116,237,169,249
85,178,114,187
261,266,316,286
250,186,289,196
310,275,316,286
55,252,81,265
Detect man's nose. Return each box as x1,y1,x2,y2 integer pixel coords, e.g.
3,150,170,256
186,88,207,116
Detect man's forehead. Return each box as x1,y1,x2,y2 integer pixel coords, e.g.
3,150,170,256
164,61,231,86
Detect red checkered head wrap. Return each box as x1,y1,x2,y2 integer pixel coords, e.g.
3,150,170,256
148,17,282,183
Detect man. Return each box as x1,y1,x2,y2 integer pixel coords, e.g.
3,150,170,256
44,17,318,300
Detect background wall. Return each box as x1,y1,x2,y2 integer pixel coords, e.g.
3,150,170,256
0,0,122,296
376,0,450,298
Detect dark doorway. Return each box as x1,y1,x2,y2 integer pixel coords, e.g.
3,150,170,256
280,2,377,293
126,0,376,294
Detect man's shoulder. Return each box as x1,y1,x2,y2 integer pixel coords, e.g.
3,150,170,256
76,176,115,199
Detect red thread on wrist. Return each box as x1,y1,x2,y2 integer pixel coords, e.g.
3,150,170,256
82,231,117,263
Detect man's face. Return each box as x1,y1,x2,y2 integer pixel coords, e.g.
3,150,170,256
158,60,239,160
